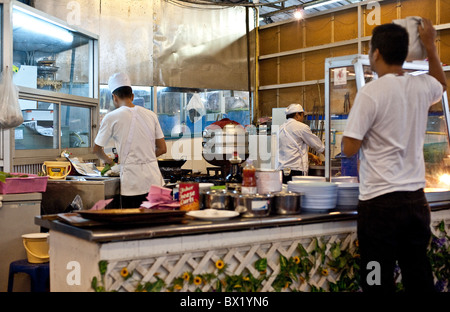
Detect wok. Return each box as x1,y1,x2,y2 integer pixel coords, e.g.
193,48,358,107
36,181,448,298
157,158,187,168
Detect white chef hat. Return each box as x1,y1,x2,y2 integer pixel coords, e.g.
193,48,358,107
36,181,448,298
285,103,304,115
108,72,132,93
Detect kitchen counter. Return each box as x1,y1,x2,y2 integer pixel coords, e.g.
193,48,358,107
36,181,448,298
41,176,121,214
36,203,450,292
35,210,357,243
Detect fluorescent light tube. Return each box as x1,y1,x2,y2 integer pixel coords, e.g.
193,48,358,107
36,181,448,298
304,0,342,10
13,9,73,43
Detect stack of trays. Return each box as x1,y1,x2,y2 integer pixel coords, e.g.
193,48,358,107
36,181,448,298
336,182,359,210
287,181,338,212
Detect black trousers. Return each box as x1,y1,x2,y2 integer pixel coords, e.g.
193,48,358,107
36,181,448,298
282,170,306,184
357,188,436,293
120,194,147,209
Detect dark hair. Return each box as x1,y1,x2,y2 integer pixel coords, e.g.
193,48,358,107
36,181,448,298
370,23,409,66
112,86,133,99
286,112,303,119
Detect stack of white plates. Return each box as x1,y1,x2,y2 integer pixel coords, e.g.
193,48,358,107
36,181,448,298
335,182,359,209
292,176,326,182
287,181,337,212
331,176,359,183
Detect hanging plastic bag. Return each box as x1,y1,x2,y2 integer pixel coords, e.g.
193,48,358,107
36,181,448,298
0,67,23,129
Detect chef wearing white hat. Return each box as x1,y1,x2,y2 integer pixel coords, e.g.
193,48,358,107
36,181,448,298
277,103,324,183
93,73,167,208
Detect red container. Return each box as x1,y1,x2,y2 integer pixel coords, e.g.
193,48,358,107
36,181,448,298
179,182,200,211
0,174,48,194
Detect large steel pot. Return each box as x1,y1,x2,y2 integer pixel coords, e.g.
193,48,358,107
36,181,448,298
231,193,274,218
273,191,302,215
201,189,232,210
202,119,249,167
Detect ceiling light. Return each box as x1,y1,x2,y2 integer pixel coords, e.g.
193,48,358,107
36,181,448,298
304,0,342,11
13,8,73,43
293,9,303,20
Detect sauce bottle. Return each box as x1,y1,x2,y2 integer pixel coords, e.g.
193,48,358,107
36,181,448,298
241,159,257,194
226,151,242,192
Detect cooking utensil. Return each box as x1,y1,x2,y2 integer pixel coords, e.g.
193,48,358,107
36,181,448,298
201,189,232,210
273,191,302,215
231,193,274,217
157,158,187,168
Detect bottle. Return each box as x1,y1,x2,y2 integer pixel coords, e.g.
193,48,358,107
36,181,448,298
226,151,242,192
241,159,257,194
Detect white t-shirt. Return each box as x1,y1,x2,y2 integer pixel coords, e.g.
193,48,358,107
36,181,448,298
344,73,443,201
95,105,165,196
277,118,325,172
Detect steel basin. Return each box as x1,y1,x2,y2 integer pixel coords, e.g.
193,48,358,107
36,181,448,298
231,193,274,217
273,191,302,215
201,189,232,210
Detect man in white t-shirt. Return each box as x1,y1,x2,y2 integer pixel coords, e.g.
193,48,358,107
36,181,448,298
343,19,447,292
94,73,167,208
277,104,324,183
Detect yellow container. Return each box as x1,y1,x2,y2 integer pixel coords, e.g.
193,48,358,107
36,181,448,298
22,233,50,264
42,161,72,180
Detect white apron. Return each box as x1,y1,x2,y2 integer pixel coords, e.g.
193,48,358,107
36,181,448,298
119,107,164,196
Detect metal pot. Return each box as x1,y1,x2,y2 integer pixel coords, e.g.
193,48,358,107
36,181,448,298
273,191,302,215
231,193,274,218
201,189,232,210
202,121,249,167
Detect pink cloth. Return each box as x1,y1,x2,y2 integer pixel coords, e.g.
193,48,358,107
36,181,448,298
140,185,180,210
89,198,113,210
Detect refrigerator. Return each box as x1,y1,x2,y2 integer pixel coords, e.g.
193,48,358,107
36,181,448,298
0,193,42,292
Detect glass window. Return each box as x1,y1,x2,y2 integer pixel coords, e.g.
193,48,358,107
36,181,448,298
15,101,59,150
61,105,91,149
99,85,153,122
328,66,359,177
12,6,95,97
156,87,251,139
327,63,450,184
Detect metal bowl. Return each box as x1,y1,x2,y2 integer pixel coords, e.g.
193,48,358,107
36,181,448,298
201,189,232,210
273,191,302,215
231,193,274,218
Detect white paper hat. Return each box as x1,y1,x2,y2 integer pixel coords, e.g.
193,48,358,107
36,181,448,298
285,103,304,115
108,73,132,93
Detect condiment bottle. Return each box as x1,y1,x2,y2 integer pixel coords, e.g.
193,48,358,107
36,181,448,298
241,159,257,194
226,151,242,192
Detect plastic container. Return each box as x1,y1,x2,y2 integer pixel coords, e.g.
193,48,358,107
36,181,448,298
42,161,72,180
0,174,48,194
22,233,49,264
255,169,282,194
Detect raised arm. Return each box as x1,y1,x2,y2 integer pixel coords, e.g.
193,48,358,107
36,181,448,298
419,18,447,92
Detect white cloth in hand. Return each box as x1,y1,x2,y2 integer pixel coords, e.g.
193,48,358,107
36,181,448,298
393,16,427,61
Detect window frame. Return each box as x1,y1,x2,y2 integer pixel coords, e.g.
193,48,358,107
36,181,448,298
0,1,100,168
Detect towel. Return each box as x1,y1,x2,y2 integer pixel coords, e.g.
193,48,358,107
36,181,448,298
392,16,427,62
140,185,180,210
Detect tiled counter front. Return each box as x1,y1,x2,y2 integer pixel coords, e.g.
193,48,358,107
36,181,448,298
41,209,450,292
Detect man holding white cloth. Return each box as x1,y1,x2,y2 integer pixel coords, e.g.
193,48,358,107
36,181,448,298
343,19,447,292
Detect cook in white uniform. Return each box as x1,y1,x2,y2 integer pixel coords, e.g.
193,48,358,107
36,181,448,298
94,73,167,208
277,104,324,183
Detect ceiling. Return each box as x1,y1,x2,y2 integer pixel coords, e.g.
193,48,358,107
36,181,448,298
257,0,364,25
